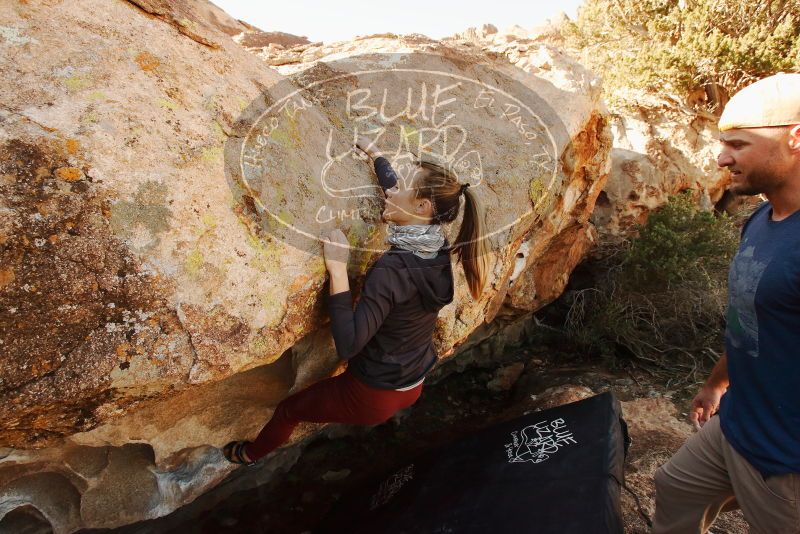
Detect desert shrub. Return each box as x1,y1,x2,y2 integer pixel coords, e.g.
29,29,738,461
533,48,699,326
625,193,737,288
563,193,740,372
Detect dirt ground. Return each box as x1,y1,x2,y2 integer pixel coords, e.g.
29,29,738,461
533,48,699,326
106,346,748,534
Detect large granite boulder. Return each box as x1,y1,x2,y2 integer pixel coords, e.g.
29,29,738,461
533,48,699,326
0,2,610,531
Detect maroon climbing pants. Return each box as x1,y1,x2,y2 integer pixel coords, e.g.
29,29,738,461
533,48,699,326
244,370,424,460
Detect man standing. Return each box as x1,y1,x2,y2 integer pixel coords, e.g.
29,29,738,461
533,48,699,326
653,73,800,533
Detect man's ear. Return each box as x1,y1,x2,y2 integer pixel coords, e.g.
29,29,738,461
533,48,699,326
789,124,800,152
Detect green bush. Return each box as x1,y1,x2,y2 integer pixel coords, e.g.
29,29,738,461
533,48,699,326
563,193,739,371
625,193,737,288
563,0,800,107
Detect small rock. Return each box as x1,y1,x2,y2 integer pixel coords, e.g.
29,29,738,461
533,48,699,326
322,469,351,482
487,362,525,392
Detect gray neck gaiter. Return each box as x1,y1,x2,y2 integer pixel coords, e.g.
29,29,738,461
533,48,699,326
385,223,445,259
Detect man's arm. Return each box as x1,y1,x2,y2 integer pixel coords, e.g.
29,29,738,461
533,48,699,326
689,352,729,429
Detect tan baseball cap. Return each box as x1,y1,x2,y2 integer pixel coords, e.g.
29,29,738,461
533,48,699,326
719,73,800,132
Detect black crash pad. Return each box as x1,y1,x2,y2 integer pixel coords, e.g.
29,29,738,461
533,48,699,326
317,391,630,534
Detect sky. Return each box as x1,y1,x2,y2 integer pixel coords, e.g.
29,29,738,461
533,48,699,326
212,0,585,44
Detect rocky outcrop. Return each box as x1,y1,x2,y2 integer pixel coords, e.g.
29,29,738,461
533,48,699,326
234,30,312,50
443,24,732,237
591,90,731,234
0,1,611,531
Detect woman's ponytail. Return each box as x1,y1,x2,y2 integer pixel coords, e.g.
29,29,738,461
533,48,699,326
413,158,488,300
454,187,488,300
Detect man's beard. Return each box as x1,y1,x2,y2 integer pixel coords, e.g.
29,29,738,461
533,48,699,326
731,181,762,196
730,169,775,196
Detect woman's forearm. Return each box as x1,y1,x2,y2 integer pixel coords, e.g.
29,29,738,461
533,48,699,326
355,136,397,191
329,269,350,296
373,156,398,191
357,135,382,160
327,259,399,361
365,146,382,160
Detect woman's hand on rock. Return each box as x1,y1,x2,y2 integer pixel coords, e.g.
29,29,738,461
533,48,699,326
321,229,350,275
355,135,380,159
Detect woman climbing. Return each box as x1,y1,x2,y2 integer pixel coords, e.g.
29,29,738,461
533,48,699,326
223,137,489,465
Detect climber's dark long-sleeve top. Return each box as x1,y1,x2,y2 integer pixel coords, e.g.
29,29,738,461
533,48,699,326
327,156,454,390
